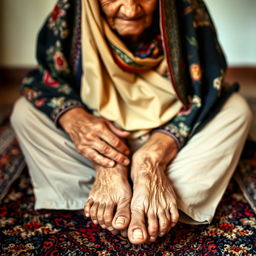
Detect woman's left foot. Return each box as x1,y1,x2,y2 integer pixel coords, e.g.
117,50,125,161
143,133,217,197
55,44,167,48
128,169,179,244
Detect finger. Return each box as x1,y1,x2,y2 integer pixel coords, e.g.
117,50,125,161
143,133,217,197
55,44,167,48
100,129,130,156
93,140,130,166
82,148,115,167
105,120,131,138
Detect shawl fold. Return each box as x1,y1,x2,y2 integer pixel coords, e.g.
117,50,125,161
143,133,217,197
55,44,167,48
20,0,237,147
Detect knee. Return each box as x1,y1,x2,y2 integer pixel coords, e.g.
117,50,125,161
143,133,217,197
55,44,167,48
229,94,253,130
10,97,32,133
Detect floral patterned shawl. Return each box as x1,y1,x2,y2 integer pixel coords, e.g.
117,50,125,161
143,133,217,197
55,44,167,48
20,0,237,149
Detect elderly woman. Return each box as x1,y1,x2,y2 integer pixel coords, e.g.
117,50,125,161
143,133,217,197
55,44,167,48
11,0,252,245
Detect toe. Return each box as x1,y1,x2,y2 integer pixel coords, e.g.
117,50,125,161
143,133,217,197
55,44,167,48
112,199,131,230
90,201,99,225
158,210,170,237
97,202,106,228
84,198,93,218
147,211,159,242
104,203,115,228
170,204,179,227
128,209,148,244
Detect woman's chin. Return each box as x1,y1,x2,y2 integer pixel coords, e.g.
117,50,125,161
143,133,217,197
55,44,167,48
117,29,147,42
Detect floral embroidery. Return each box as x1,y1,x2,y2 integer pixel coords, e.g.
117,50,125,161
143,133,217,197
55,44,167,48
178,122,190,137
47,41,70,74
190,64,202,81
48,0,70,39
47,97,66,108
58,84,72,94
192,95,202,107
21,76,34,85
43,71,60,88
21,88,42,101
213,76,223,91
53,51,69,72
35,98,47,107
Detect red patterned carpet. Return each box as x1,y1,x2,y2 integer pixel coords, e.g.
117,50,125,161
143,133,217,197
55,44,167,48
0,125,256,255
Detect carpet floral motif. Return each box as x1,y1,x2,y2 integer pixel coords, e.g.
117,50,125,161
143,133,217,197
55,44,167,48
0,126,25,202
0,124,256,255
0,171,255,255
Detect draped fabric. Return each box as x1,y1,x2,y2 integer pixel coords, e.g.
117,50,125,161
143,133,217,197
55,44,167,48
80,0,182,138
20,0,237,148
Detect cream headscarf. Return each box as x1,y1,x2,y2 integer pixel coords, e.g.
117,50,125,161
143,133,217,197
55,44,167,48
81,0,182,138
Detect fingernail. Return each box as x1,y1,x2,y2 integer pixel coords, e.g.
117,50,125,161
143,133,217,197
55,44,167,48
159,232,165,237
85,213,90,218
115,217,126,226
101,224,106,229
108,161,115,167
107,227,114,231
125,150,130,155
124,159,130,165
133,229,143,240
92,220,98,225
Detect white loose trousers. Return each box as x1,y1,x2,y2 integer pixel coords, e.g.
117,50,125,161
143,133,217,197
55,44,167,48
11,94,253,224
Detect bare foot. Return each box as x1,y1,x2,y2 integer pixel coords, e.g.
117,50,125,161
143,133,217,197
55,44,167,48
84,164,132,234
128,161,179,244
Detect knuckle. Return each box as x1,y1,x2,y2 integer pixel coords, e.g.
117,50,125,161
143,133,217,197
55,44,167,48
111,153,122,162
95,122,105,131
77,145,84,154
85,133,95,141
112,139,121,148
101,145,111,155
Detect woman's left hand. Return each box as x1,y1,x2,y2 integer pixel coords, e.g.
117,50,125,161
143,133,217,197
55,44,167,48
127,132,180,244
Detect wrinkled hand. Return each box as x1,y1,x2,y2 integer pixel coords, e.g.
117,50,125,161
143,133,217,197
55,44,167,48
127,132,179,244
59,107,131,167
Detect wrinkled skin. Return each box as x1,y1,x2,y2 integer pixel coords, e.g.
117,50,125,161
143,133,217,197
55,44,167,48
60,108,179,244
58,0,180,245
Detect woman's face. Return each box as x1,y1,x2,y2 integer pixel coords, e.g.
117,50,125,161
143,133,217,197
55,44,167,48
100,0,158,42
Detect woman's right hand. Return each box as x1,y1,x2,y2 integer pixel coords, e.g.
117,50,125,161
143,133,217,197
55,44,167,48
59,107,131,167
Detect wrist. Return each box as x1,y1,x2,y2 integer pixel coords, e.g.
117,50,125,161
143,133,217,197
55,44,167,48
58,107,89,132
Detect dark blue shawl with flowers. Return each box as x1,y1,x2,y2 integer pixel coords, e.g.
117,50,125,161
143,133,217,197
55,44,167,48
20,0,237,149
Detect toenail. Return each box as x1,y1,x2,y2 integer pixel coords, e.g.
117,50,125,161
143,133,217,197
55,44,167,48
101,224,106,229
150,236,156,241
124,159,130,165
108,227,114,231
133,229,143,240
115,217,126,225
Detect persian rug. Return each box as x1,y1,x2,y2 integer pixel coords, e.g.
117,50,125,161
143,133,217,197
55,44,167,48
0,125,25,202
0,124,256,255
